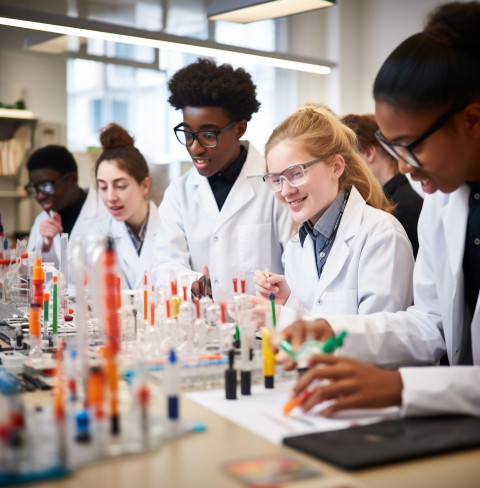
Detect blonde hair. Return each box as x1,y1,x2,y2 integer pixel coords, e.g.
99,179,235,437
266,104,394,225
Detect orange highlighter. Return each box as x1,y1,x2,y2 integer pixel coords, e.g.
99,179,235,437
283,388,317,416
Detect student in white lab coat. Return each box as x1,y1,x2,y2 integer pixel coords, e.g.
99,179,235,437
276,1,480,418
26,145,107,268
151,58,290,299
253,105,414,328
93,123,159,290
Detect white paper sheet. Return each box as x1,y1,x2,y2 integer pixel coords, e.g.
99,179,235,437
187,382,400,445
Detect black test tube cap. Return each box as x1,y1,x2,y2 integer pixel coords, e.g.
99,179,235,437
240,371,251,395
225,349,237,400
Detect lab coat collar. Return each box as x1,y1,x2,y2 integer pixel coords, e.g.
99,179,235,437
440,185,469,283
439,185,478,363
110,200,159,289
186,141,263,231
315,186,365,296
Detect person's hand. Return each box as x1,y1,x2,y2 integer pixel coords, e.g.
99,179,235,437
271,318,335,370
253,270,290,305
247,295,281,329
191,264,212,299
292,355,403,417
39,212,63,252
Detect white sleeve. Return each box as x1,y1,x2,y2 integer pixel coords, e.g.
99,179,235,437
151,182,194,289
27,213,60,267
327,203,446,368
400,366,480,417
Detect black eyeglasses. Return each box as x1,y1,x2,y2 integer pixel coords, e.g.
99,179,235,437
375,105,466,168
263,158,324,192
24,172,73,198
173,120,238,148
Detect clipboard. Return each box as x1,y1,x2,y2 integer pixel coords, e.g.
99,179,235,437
283,415,480,470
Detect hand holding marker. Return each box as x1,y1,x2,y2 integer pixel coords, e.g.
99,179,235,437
281,331,347,415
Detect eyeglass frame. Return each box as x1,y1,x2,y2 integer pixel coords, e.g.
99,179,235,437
173,120,239,148
24,171,73,198
262,157,324,192
375,105,466,169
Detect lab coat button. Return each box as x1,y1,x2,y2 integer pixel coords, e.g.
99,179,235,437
317,298,322,304
474,238,480,246
213,236,219,242
214,279,219,285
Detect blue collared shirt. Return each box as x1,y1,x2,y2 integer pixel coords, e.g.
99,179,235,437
125,209,149,255
299,190,345,278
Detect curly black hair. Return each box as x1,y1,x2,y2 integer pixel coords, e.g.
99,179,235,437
168,57,261,121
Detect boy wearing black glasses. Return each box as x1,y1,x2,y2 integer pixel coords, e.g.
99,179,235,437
26,145,107,268
152,57,289,298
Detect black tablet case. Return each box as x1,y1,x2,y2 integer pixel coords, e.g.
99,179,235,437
283,415,480,470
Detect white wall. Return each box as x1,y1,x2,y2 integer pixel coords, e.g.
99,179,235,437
285,0,451,116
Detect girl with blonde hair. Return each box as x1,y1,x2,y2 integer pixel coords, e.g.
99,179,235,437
253,104,414,328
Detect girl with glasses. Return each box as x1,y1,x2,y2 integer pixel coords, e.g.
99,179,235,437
92,123,160,290
276,2,480,419
253,104,415,329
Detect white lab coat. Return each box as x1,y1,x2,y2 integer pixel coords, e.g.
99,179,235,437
93,200,160,290
277,186,415,329
328,184,480,416
27,187,109,269
151,141,290,298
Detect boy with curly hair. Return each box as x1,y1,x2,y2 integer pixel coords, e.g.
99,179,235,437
152,58,289,298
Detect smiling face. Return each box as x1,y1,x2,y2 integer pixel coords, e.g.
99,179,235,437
266,140,343,225
96,159,150,230
27,168,78,212
180,106,246,177
375,101,480,194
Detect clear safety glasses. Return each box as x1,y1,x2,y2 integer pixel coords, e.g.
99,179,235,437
262,157,323,192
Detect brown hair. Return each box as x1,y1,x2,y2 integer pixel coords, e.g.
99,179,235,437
341,113,398,171
265,104,394,219
95,123,149,184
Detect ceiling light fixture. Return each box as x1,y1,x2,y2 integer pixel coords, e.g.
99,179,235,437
207,0,335,24
0,6,335,75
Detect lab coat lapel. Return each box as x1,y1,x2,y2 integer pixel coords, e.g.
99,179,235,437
440,186,469,359
212,141,258,234
110,218,138,289
315,188,361,298
189,170,219,221
138,201,159,283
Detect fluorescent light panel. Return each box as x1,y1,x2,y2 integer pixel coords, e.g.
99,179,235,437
208,0,335,24
0,9,335,75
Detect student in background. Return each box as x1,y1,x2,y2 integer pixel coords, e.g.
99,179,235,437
276,1,480,418
93,123,159,290
151,57,290,298
26,145,107,268
253,104,414,329
341,113,423,256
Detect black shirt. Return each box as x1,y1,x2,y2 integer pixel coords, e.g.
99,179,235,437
383,173,423,258
58,189,87,236
208,146,247,211
463,181,480,316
